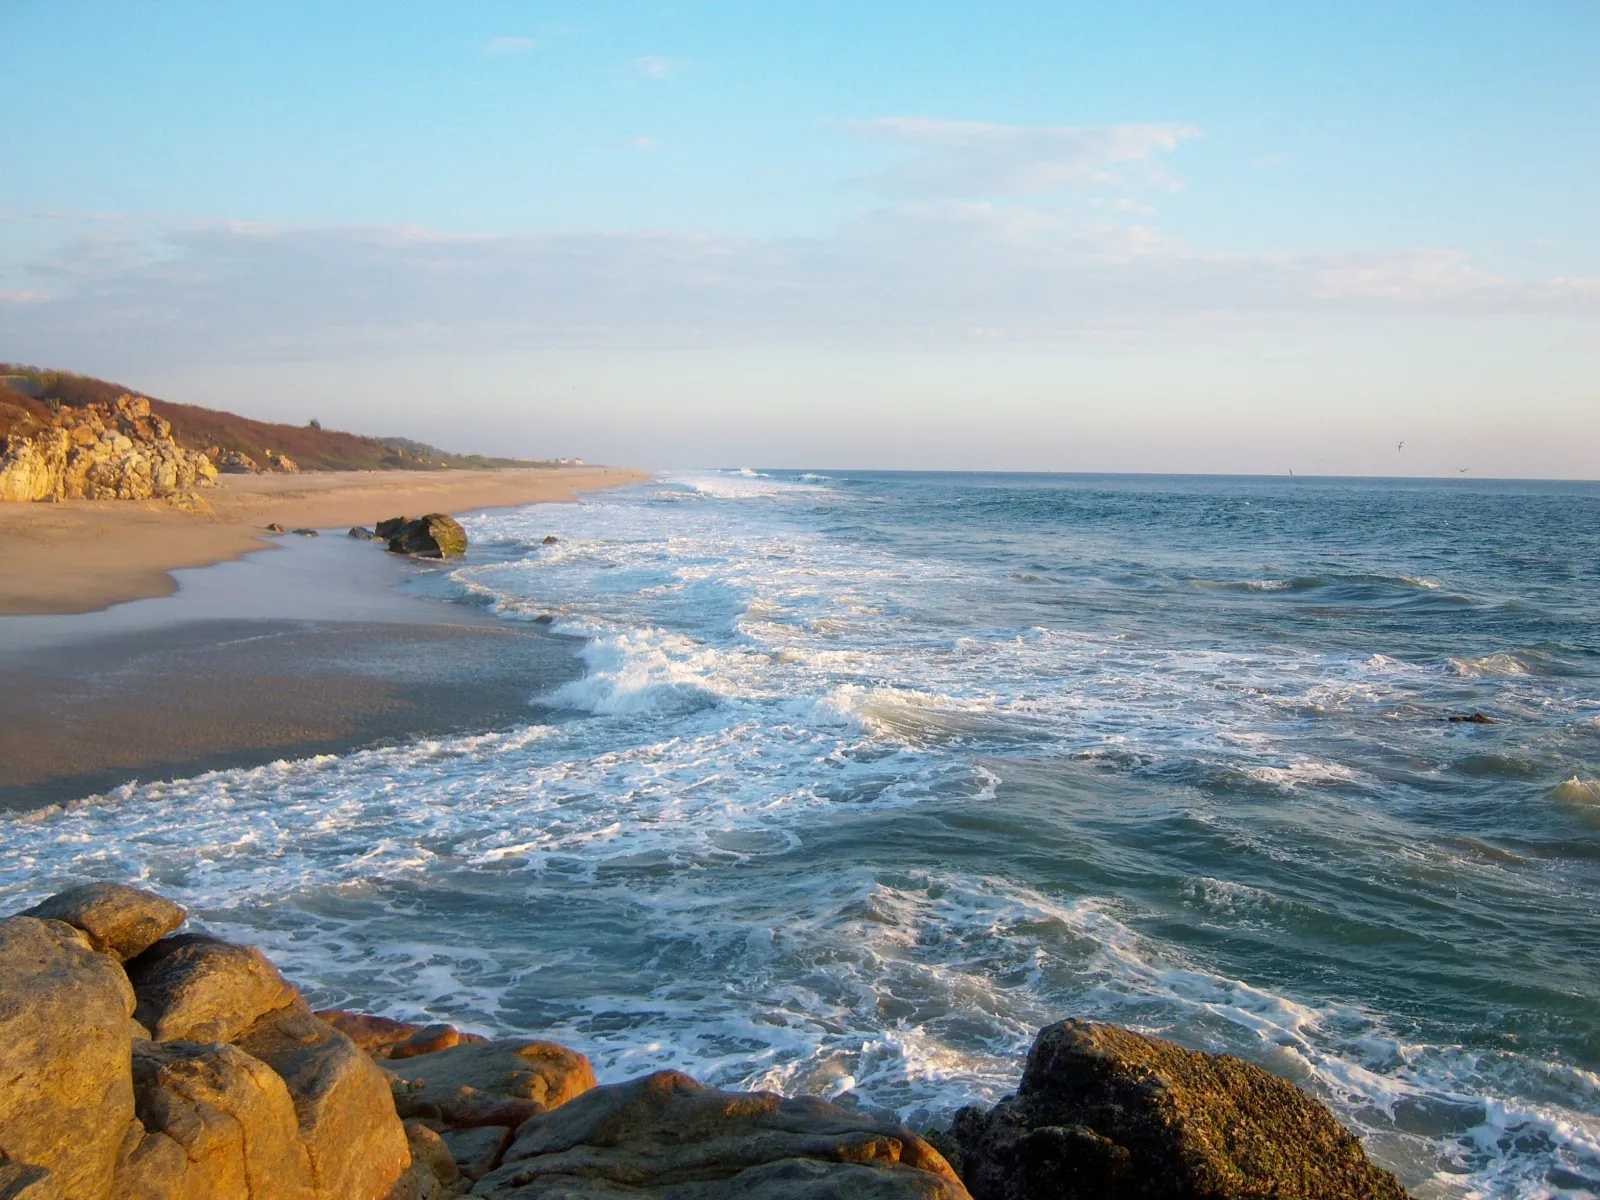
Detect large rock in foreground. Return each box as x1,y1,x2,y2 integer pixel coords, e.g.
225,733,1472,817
474,1069,971,1198
942,1020,1408,1200
0,917,138,1200
118,1039,316,1200
378,514,468,559
387,1038,597,1131
22,883,186,962
125,934,298,1044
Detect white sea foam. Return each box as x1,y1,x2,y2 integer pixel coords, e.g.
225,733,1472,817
3,473,1594,1199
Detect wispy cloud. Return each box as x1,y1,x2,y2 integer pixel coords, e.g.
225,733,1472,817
3,209,1592,369
630,55,680,81
481,36,538,56
843,118,1197,197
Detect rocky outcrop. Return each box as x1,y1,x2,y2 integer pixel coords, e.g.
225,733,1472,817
118,1039,316,1200
386,1039,597,1130
474,1069,970,1199
940,1020,1408,1200
21,883,186,962
211,449,260,474
234,999,411,1200
317,1010,489,1060
0,395,217,503
378,514,469,558
1,885,425,1200
0,883,1408,1200
0,917,139,1199
125,935,299,1045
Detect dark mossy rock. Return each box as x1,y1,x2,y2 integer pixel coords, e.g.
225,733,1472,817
347,525,375,540
382,513,467,559
945,1020,1409,1200
290,527,318,537
374,516,409,539
541,535,558,545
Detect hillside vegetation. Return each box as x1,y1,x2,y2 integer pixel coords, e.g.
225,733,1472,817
0,366,534,471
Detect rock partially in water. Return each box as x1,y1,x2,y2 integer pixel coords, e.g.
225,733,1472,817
386,1038,596,1130
941,1019,1409,1200
349,525,377,540
317,1010,488,1061
476,1069,970,1199
381,513,468,559
21,882,185,962
290,527,319,537
265,522,286,533
1448,712,1497,723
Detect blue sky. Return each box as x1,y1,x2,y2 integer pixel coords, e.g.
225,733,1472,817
2,1,1597,473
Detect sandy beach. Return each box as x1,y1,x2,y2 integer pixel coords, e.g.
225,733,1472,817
0,465,647,615
0,516,592,810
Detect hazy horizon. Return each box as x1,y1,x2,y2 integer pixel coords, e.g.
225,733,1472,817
3,2,1596,476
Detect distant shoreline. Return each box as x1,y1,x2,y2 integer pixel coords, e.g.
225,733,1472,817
0,465,649,615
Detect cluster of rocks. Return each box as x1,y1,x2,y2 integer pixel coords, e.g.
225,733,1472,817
0,395,218,505
350,514,470,559
210,448,299,475
0,882,1411,1200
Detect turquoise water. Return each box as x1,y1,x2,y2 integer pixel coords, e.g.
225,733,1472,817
5,471,1599,1198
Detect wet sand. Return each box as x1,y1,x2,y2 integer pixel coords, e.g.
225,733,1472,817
0,514,586,811
0,465,647,615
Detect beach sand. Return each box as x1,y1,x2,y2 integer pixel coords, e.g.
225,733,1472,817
0,465,647,615
0,469,636,809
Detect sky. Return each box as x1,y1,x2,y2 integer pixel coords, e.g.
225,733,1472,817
2,1,1597,474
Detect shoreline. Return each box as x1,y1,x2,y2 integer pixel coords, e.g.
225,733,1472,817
0,464,649,615
0,482,613,810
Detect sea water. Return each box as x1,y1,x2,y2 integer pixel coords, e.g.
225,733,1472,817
5,471,1600,1199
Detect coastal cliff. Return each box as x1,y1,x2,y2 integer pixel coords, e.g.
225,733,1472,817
0,394,218,505
0,883,1410,1199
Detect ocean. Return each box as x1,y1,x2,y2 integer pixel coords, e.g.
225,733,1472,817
6,470,1600,1199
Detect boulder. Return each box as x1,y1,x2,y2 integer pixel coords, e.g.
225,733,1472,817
0,917,138,1200
384,514,468,559
125,934,299,1044
213,449,261,474
115,1039,316,1200
474,1069,969,1199
0,1157,61,1200
943,1020,1409,1200
291,527,319,537
386,1039,595,1129
439,1125,510,1181
349,525,377,539
265,522,286,533
234,999,411,1200
541,536,558,545
317,1010,488,1061
375,516,410,539
404,1121,461,1190
21,883,186,962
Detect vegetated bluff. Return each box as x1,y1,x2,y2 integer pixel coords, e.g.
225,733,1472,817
0,367,532,476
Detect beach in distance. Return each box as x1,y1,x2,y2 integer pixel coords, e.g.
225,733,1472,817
0,465,647,614
3,467,1598,1199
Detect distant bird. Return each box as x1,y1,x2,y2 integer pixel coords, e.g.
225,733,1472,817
1397,441,1405,451
1288,468,1295,476
1458,467,1471,474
